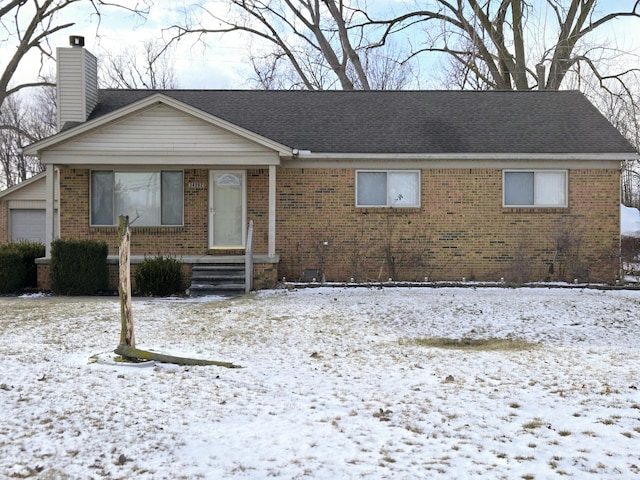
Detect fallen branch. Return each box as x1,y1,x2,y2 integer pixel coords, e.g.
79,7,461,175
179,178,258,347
114,345,242,368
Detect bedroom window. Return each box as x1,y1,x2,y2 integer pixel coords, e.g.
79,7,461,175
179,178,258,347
356,170,420,207
503,170,567,207
91,171,184,226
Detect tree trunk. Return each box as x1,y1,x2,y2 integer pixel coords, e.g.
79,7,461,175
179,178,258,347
114,214,241,368
118,215,135,348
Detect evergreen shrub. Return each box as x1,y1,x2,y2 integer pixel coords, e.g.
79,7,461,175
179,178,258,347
13,241,45,288
50,239,108,295
134,255,183,297
0,241,45,293
0,246,25,294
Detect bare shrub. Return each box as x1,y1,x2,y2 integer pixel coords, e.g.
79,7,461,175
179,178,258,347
550,218,587,282
505,237,531,285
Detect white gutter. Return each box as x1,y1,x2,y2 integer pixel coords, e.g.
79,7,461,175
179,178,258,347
291,152,637,161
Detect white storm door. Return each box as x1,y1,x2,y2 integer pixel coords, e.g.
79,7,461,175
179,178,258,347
209,171,246,248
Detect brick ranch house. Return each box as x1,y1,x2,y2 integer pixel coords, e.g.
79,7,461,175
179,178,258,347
20,41,638,292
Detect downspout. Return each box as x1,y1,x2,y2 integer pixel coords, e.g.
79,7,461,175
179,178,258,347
268,164,276,257
619,166,624,283
45,164,55,257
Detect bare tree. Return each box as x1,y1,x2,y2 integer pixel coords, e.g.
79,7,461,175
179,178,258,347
0,0,150,188
98,38,178,89
358,43,416,90
167,0,415,90
367,0,640,92
0,0,150,110
0,87,55,189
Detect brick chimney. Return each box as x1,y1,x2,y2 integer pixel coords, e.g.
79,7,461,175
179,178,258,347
56,36,98,131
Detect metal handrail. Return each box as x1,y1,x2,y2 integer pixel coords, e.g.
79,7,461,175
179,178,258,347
245,220,254,293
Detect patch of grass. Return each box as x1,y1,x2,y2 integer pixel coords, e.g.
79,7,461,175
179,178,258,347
523,419,544,430
408,337,538,351
405,424,424,434
558,430,572,437
380,448,396,464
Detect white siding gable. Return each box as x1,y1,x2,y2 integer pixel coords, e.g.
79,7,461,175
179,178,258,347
47,104,280,166
6,176,45,201
2,173,59,209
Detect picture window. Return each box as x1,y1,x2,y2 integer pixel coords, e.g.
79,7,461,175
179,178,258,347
91,170,184,226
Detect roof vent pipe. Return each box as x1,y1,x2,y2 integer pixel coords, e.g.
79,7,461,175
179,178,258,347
536,63,546,90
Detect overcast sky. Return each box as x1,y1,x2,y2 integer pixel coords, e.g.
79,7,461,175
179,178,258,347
3,0,640,90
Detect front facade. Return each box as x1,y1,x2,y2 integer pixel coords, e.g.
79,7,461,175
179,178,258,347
22,43,637,290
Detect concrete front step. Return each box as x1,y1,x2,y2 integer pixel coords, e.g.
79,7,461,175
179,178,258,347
189,264,246,297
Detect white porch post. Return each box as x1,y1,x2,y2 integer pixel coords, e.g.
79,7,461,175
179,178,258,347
268,164,276,257
45,164,55,257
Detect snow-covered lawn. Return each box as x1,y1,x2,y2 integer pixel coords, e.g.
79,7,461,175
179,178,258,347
2,286,640,479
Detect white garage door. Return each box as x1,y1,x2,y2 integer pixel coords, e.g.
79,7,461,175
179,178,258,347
10,209,45,243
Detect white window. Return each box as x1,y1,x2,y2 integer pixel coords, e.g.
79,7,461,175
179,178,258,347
503,170,567,207
91,171,184,226
356,170,420,207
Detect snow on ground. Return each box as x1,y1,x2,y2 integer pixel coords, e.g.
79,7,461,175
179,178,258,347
621,204,640,238
1,287,640,479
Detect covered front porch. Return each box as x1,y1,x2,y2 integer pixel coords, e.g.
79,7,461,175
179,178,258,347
25,93,294,294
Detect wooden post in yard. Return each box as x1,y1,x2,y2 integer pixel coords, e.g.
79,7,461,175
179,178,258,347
113,214,241,368
118,215,135,348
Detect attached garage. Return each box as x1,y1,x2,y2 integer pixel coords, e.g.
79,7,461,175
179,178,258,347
10,209,45,243
0,172,58,245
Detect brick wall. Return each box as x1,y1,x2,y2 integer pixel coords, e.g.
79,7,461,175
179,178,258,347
59,167,271,256
53,165,621,287
275,167,621,284
0,199,7,244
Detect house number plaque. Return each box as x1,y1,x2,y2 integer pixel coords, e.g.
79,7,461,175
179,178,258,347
188,182,206,189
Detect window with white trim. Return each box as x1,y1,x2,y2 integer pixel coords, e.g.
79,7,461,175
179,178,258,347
356,170,420,207
503,170,567,207
91,171,184,226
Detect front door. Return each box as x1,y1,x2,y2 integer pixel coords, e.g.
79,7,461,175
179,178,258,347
209,171,246,248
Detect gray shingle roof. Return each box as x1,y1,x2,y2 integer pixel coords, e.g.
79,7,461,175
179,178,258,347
91,89,636,155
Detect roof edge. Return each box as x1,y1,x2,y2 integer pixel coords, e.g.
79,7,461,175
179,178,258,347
0,171,46,199
23,93,293,157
